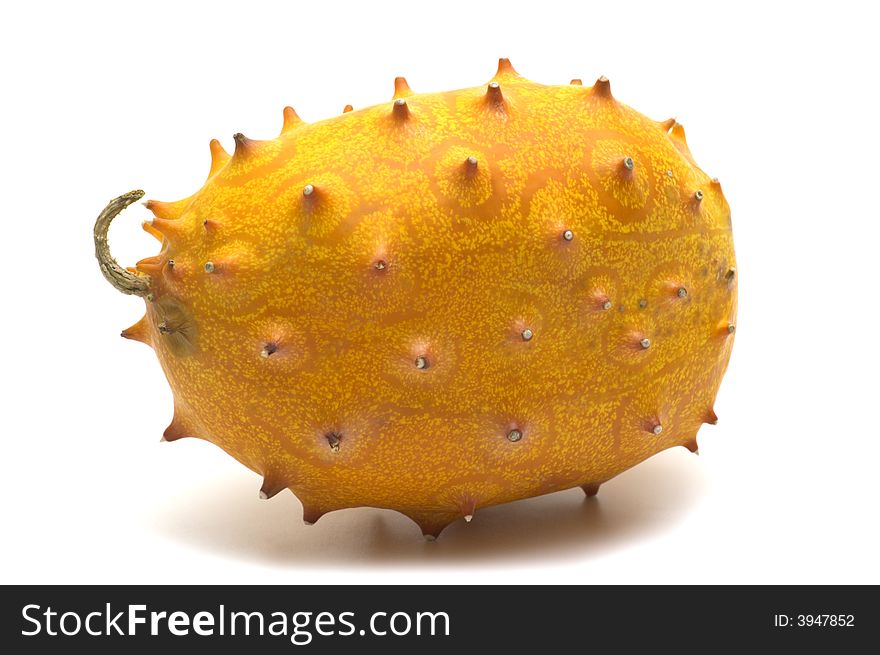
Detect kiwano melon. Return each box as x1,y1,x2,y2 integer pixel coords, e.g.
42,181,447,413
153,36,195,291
94,59,736,539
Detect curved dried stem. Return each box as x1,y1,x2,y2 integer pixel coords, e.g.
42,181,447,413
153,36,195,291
94,190,151,296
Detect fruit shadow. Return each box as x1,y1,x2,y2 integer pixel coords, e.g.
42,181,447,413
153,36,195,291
151,449,706,567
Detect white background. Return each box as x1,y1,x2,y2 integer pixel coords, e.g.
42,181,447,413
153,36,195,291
1,0,878,584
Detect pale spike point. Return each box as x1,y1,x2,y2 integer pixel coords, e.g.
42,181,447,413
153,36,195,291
592,75,612,99
259,474,286,500
343,104,353,113
458,496,476,522
684,438,699,454
393,76,413,99
570,78,583,85
392,97,410,120
485,81,505,109
208,138,230,178
281,106,303,134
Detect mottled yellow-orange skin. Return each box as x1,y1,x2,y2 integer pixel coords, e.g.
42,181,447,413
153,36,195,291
123,60,736,538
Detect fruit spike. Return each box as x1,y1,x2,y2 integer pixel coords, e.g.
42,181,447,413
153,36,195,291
391,97,410,120
485,81,505,109
163,409,196,443
592,75,612,99
93,58,737,540
120,315,151,345
259,473,287,500
457,495,477,523
281,106,303,134
207,139,230,177
581,483,601,498
493,57,519,81
393,76,413,99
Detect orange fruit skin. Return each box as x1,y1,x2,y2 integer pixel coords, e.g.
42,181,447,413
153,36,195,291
124,60,736,538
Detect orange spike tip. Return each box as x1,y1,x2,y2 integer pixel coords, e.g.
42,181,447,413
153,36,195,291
149,216,185,238
144,199,188,220
281,106,303,134
570,78,583,85
208,138,230,177
141,220,163,242
343,104,353,113
493,57,519,80
670,122,695,160
120,315,151,346
393,76,413,99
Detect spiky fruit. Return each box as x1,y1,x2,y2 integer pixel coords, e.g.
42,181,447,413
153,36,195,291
95,59,736,539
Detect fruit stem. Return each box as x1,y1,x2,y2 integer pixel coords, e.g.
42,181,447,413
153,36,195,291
94,189,151,296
